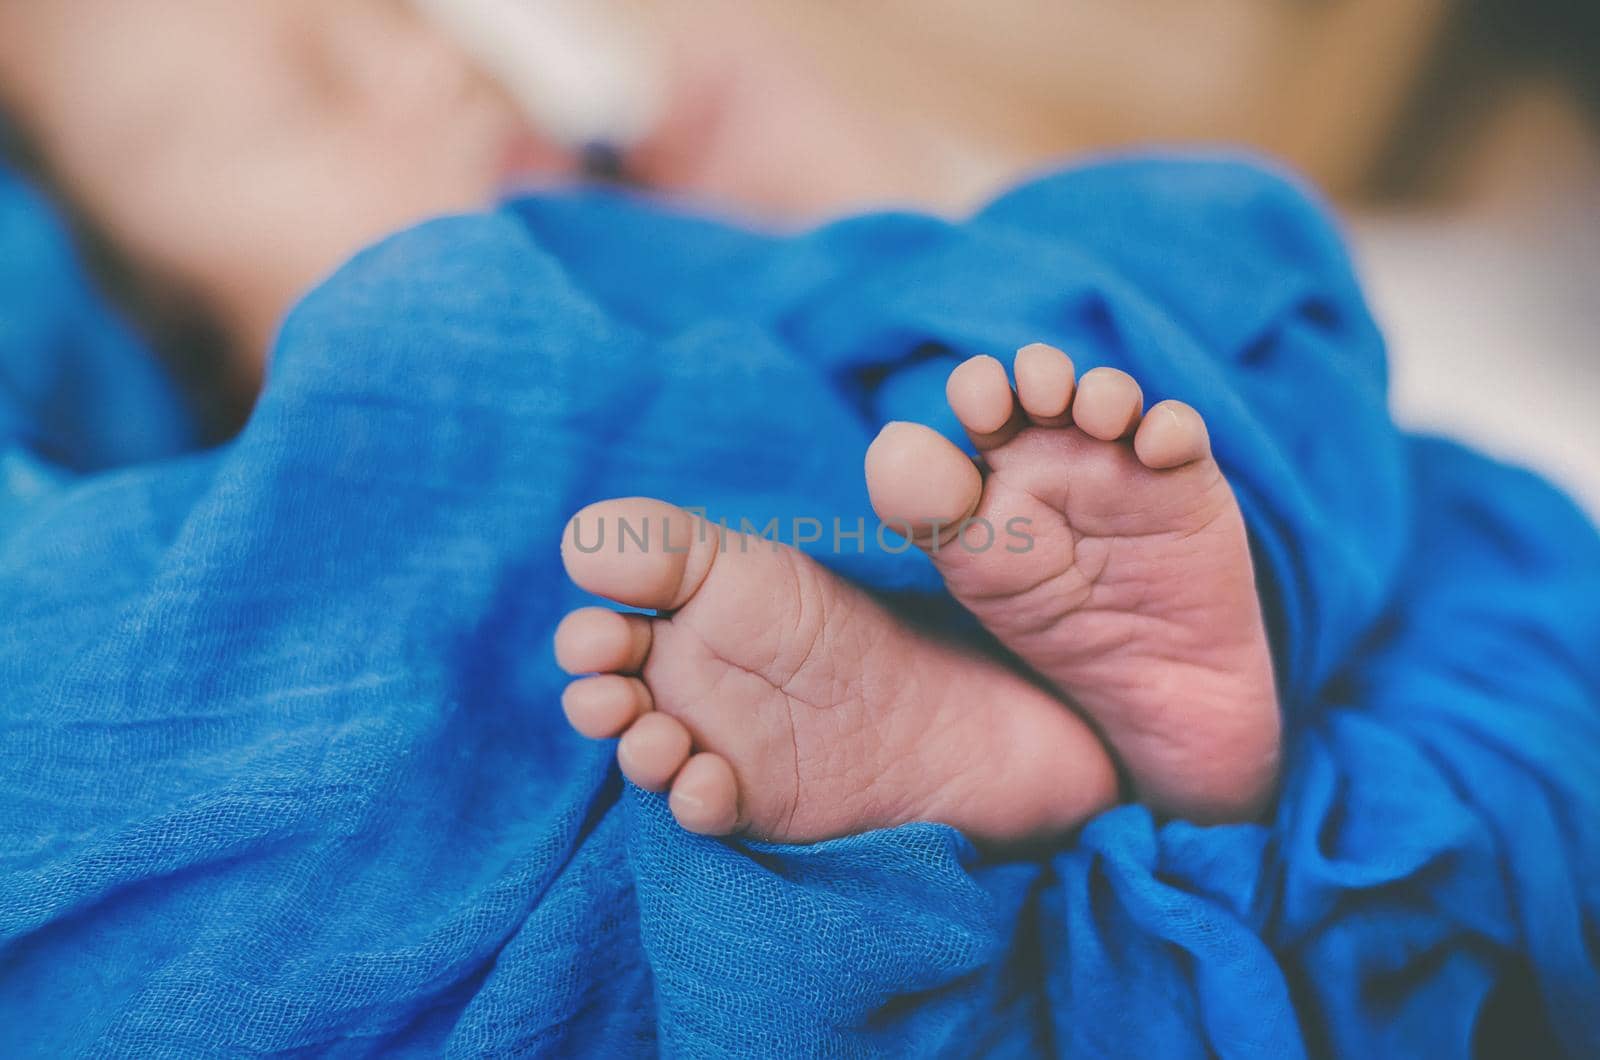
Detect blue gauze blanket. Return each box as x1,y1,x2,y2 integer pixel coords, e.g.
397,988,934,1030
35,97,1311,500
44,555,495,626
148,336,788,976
2,157,1598,1058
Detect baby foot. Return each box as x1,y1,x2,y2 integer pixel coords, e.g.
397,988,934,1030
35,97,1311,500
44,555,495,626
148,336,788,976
556,497,1117,845
864,344,1280,823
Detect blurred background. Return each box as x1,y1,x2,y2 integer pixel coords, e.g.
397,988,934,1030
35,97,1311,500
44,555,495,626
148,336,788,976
2,0,1596,512
614,0,1600,515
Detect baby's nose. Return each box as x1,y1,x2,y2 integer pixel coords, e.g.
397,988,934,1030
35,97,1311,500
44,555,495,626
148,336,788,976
320,2,484,115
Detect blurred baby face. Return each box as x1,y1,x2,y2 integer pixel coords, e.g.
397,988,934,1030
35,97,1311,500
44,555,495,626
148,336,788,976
0,0,569,375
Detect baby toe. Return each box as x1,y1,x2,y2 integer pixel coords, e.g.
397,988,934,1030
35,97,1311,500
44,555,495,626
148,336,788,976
617,711,693,791
1014,343,1076,425
562,674,652,739
554,608,653,674
1072,367,1144,441
946,354,1024,448
864,421,982,548
1133,400,1212,469
668,752,742,835
562,498,717,612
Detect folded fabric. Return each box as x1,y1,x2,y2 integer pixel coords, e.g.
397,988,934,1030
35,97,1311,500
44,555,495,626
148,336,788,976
1,156,1596,1057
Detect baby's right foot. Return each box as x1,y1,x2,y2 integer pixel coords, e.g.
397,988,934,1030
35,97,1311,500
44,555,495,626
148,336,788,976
556,497,1117,845
865,345,1281,823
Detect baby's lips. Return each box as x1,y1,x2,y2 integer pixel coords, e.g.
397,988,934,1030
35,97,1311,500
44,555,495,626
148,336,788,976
497,129,579,187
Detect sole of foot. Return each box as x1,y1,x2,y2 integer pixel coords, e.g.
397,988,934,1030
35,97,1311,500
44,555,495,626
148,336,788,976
556,496,1118,845
864,343,1280,823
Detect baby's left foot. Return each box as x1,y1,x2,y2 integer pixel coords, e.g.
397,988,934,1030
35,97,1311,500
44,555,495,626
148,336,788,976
554,497,1117,845
865,345,1281,823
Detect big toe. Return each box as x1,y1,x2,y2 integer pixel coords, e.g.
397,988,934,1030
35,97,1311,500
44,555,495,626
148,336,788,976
864,421,983,547
562,498,718,611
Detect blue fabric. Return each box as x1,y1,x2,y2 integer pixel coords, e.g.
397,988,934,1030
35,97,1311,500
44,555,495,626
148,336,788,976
0,171,195,476
2,155,1597,1058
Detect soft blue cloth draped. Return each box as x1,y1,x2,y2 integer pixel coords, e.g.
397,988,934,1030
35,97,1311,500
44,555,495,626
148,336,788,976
2,156,1596,1057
